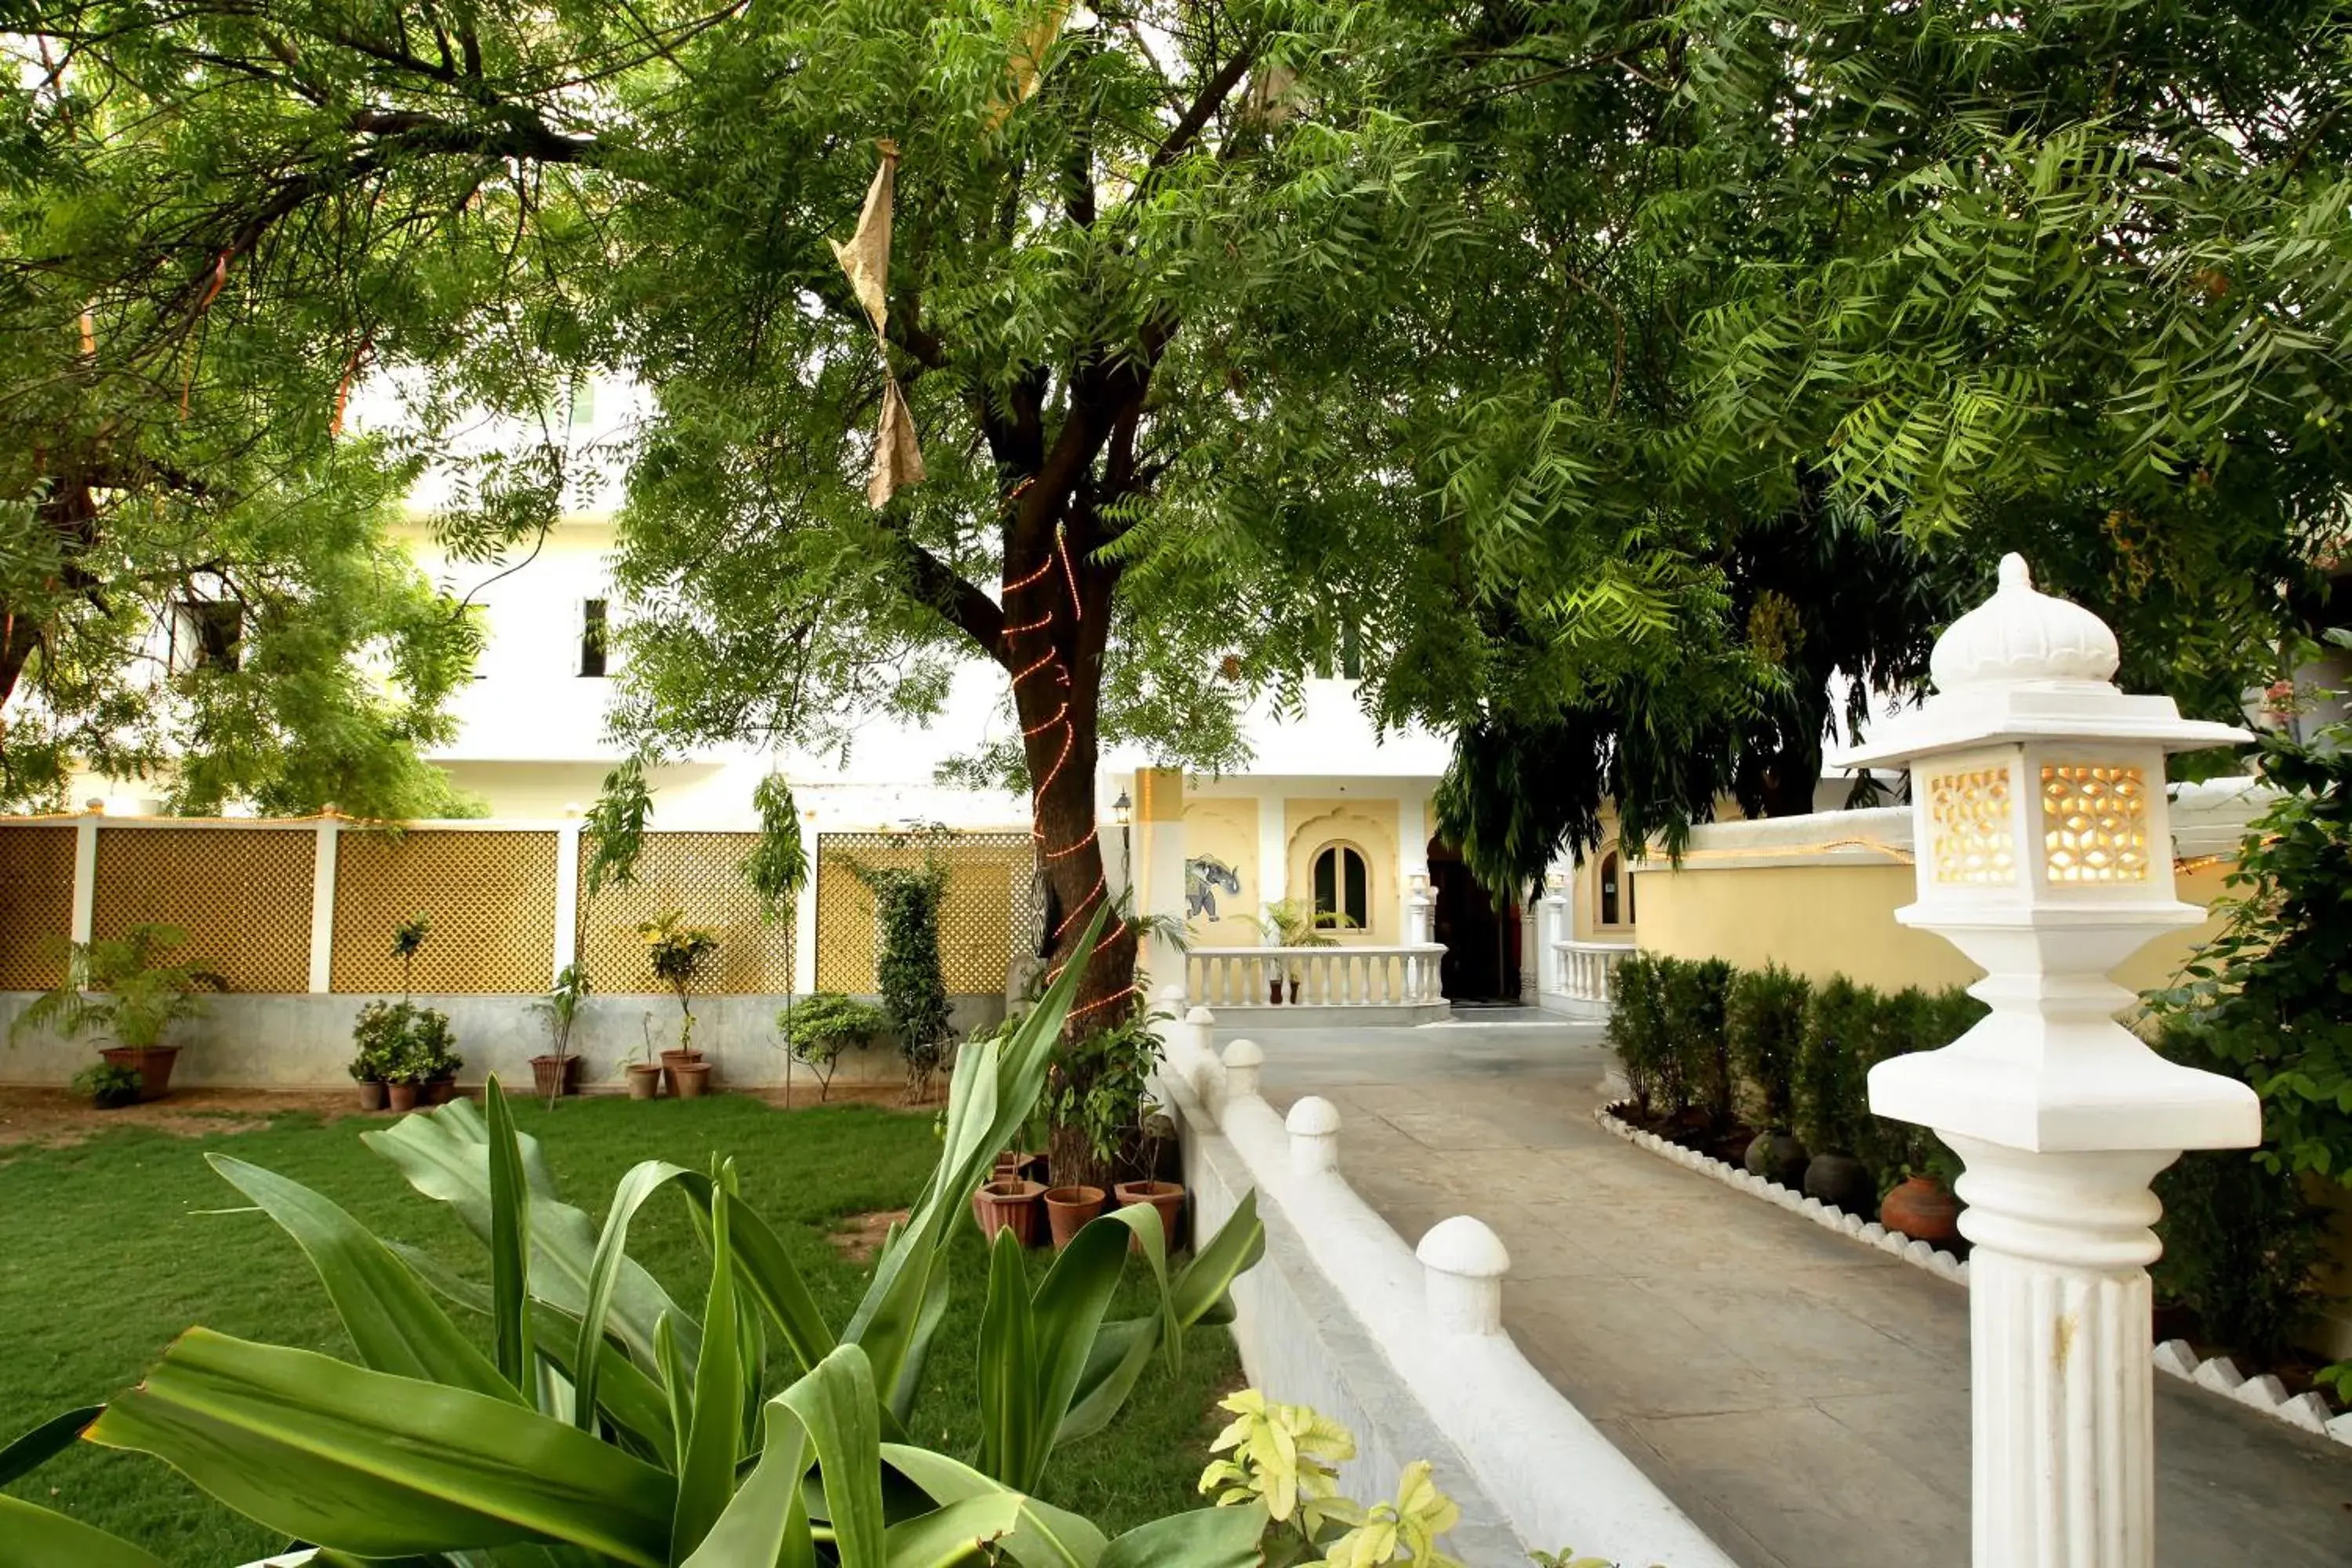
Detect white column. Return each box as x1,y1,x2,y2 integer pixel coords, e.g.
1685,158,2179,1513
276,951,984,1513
1541,877,1568,996
1396,794,1425,937
551,821,583,983
307,820,340,994
1138,771,1187,990
69,817,99,944
1255,791,1285,913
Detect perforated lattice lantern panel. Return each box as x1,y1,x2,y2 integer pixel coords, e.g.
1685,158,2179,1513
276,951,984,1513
1927,767,2017,887
332,830,558,993
0,827,78,990
575,832,793,995
93,827,316,993
814,832,1040,995
2040,764,2151,884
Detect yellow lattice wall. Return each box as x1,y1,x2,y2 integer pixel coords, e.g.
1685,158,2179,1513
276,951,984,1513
332,829,557,993
0,826,77,991
92,827,317,993
814,833,1038,995
575,832,793,994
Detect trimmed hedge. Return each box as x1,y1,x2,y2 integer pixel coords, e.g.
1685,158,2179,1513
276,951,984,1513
1608,953,1985,1191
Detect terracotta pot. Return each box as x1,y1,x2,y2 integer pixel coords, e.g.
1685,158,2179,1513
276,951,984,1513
355,1080,387,1113
975,1179,1045,1247
101,1044,180,1102
1288,978,1301,1004
670,1060,713,1099
1269,978,1284,1004
625,1063,662,1101
660,1048,702,1096
1881,1174,1964,1247
425,1073,459,1106
1113,1180,1187,1252
386,1081,421,1113
1802,1151,1875,1217
1744,1130,1809,1189
1044,1185,1106,1249
531,1054,581,1100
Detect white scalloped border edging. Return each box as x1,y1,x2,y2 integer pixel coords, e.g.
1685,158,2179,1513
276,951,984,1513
1595,1104,2352,1450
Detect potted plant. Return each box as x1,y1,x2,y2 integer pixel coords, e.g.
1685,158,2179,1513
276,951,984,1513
1247,897,1349,1004
408,1006,463,1104
975,1176,1046,1245
347,1000,409,1112
383,1033,429,1113
624,1017,663,1100
637,909,718,1092
1043,1182,1105,1248
1729,963,1812,1186
11,924,227,1102
530,963,591,1106
779,990,887,1104
1043,997,1184,1249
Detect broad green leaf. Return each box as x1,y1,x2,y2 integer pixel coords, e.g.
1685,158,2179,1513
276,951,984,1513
368,1103,696,1370
880,1444,1106,1567
1097,1502,1271,1568
782,1346,888,1568
575,1160,700,1428
883,1495,1085,1568
485,1078,536,1392
0,1497,167,1568
706,1186,837,1377
975,1229,1040,1488
207,1156,516,1402
670,1174,743,1563
86,1329,674,1567
657,1312,695,1472
0,1403,101,1486
681,1396,815,1568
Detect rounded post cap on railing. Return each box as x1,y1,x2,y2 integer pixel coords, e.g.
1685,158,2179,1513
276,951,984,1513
1284,1094,1340,1137
1156,983,1187,1008
1221,1037,1265,1103
1417,1215,1510,1336
1221,1038,1264,1071
1416,1215,1512,1279
1184,1004,1215,1026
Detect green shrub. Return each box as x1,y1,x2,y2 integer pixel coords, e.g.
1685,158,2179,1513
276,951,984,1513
1792,976,1874,1156
1726,963,1810,1130
856,861,953,1098
779,991,887,1101
356,1001,460,1086
1661,957,1735,1123
2154,1147,2329,1365
1606,953,1675,1112
71,1061,142,1109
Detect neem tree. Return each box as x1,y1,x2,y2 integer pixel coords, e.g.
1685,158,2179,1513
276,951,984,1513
13,0,1465,1020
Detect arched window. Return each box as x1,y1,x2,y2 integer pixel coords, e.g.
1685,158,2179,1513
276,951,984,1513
1312,844,1370,931
1599,851,1623,926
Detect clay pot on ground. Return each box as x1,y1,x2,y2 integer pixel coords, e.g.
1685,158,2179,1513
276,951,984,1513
425,1074,459,1106
386,1081,421,1113
625,1063,662,1101
975,1179,1045,1247
355,1080,387,1113
659,1048,702,1096
1113,1180,1187,1253
1880,1173,1964,1248
1744,1130,1809,1189
100,1044,180,1102
1044,1185,1106,1249
532,1054,581,1100
1801,1151,1876,1217
670,1059,713,1099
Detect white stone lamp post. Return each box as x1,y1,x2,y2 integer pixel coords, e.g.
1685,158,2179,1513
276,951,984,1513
1829,553,2258,1568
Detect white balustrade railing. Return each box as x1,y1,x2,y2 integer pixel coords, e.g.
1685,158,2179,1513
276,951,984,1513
1186,944,1447,1008
1552,938,1635,1004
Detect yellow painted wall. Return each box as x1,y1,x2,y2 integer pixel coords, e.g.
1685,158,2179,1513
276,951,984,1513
1635,858,2236,994
1285,797,1400,943
1181,797,1259,945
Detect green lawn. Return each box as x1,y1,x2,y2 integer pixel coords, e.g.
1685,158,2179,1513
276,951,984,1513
0,1094,1240,1566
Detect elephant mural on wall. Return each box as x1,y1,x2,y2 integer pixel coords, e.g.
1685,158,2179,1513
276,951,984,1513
1185,855,1242,919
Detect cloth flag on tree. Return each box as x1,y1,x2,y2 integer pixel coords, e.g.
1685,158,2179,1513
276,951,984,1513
830,141,925,509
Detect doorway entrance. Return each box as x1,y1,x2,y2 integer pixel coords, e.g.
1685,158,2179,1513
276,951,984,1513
1427,837,1520,1002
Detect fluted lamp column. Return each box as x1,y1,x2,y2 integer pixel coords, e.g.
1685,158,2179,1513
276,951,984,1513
1828,554,2258,1568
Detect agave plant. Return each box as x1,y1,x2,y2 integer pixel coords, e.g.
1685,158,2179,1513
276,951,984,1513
2,912,1273,1566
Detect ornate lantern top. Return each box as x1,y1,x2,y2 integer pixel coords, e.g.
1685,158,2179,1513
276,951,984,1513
1831,554,2249,770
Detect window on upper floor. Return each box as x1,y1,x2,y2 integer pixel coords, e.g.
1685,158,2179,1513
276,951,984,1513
579,598,609,678
1312,843,1369,931
172,598,242,673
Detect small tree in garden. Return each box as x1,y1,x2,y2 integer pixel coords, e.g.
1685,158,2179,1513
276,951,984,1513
13,924,226,1053
855,861,952,1102
636,910,719,1056
779,993,887,1105
530,964,593,1109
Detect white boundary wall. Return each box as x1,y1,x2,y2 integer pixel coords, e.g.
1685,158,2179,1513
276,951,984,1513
1154,996,1736,1567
